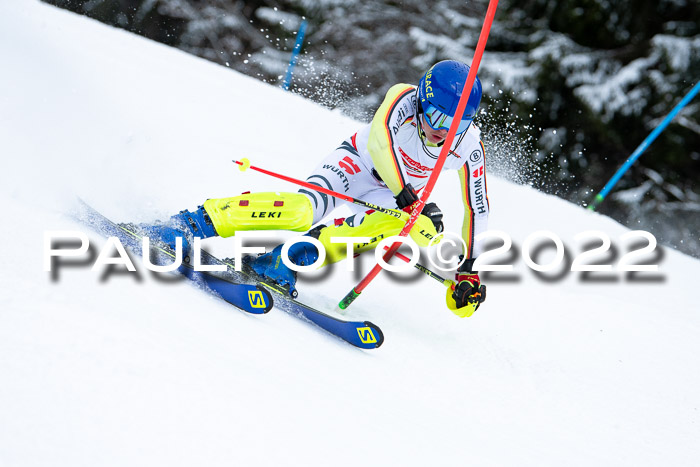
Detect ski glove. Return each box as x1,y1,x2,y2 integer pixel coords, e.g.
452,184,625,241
421,202,444,234
395,183,420,213
395,184,444,234
449,257,486,317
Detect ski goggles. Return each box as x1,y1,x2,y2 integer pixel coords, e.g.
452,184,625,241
423,104,473,134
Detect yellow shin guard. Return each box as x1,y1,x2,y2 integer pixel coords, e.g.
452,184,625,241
316,209,440,266
202,192,313,238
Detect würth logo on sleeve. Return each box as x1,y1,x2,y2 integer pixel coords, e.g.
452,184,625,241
472,166,484,178
339,156,361,175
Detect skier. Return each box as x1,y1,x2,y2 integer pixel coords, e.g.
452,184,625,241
138,60,488,315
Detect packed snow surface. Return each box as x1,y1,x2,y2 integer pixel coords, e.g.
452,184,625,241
1,2,699,466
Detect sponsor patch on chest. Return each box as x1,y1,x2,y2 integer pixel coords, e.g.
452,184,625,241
398,146,432,179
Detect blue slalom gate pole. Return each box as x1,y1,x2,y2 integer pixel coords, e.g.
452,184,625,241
589,80,700,210
282,20,308,91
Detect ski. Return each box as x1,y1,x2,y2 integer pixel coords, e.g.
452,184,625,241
74,199,384,349
74,199,273,314
214,253,384,349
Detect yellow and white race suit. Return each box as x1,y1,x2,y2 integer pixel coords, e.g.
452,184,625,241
300,83,490,258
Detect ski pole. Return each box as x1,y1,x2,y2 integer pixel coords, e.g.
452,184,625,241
234,158,455,288
338,0,499,310
392,249,455,290
234,158,405,220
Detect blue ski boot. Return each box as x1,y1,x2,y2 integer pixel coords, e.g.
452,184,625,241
245,229,321,298
135,206,218,253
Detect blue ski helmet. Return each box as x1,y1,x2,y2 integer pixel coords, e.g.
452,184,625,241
418,60,482,134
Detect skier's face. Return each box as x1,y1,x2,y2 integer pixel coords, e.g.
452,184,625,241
421,115,449,144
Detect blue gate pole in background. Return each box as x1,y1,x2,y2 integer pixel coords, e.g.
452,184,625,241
588,80,700,211
282,20,308,91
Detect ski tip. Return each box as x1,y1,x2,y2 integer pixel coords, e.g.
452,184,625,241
255,285,274,313
360,321,384,348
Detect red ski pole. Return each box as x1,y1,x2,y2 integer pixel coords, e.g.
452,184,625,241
338,0,499,309
234,158,404,220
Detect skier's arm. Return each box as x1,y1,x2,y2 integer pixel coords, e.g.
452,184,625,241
458,148,489,259
449,155,489,316
366,83,416,195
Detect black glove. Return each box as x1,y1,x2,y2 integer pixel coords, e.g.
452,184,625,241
421,202,444,234
452,257,486,310
395,183,419,212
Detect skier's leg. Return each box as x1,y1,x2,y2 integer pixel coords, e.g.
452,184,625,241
250,185,440,296
201,192,314,236
133,140,370,277
311,189,438,266
136,139,438,296
246,141,382,294
128,192,314,252
190,140,381,237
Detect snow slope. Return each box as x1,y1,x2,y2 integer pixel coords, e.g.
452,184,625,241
1,2,699,466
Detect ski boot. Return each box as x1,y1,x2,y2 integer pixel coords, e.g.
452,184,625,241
245,227,322,298
125,206,218,254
